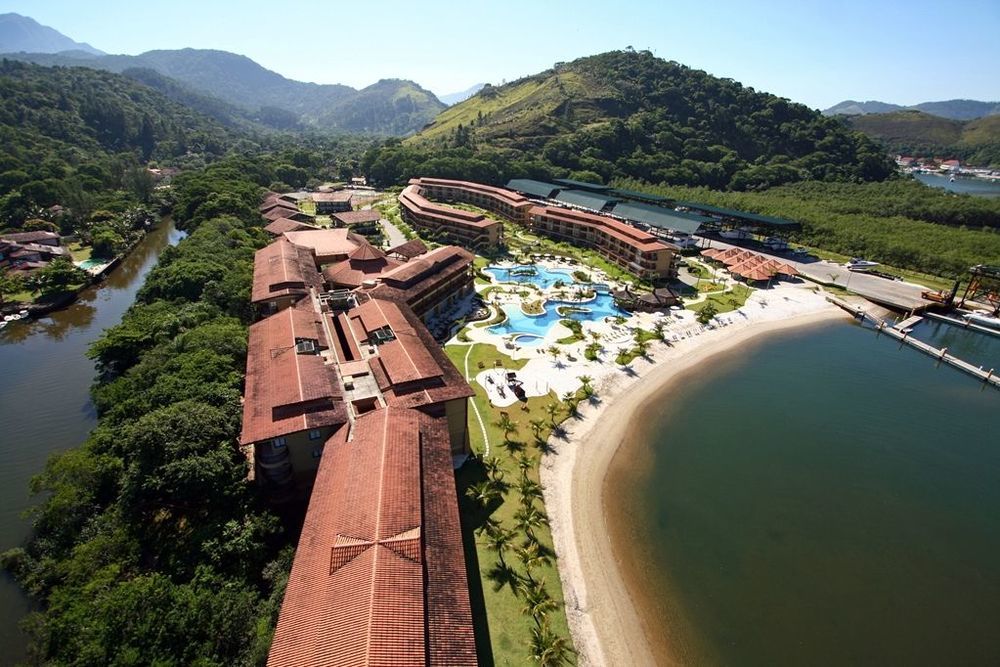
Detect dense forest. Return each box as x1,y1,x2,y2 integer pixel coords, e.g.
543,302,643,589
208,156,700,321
1,158,298,666
405,50,895,190
4,49,446,135
615,177,1000,277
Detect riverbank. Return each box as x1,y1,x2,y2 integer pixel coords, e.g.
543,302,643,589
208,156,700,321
540,296,849,665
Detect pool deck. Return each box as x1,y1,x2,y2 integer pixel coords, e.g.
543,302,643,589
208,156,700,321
458,259,824,409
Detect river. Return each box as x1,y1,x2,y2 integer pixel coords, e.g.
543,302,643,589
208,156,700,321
607,319,1000,665
0,219,183,662
913,172,1000,198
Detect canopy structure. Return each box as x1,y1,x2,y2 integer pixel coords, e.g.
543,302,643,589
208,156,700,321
701,248,723,259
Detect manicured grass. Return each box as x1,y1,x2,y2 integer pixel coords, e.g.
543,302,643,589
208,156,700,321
446,342,577,665
298,199,316,216
68,242,92,263
687,283,753,314
556,319,584,345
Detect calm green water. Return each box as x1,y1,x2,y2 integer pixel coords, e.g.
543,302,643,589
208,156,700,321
0,219,182,663
611,320,1000,665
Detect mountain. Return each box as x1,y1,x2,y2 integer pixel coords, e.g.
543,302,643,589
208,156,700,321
848,110,1000,167
823,100,903,116
824,98,1000,120
439,83,485,106
1,46,443,135
0,13,103,56
317,78,445,134
399,50,893,190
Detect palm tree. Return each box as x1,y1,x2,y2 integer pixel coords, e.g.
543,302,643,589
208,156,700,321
515,453,535,476
520,579,559,628
543,401,561,427
547,345,561,365
652,321,666,342
465,480,501,509
482,456,505,484
530,622,574,666
493,413,519,449
528,418,546,442
635,339,650,358
514,540,552,584
561,390,579,417
481,521,516,567
578,375,593,393
514,505,550,542
517,477,544,508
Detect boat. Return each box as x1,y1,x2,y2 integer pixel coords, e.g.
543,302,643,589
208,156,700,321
963,311,1000,331
845,258,880,272
762,237,790,251
950,175,956,182
720,227,753,240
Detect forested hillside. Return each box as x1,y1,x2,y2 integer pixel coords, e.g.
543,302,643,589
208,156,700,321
849,111,1000,167
1,158,298,666
403,50,894,190
3,49,446,135
0,60,236,233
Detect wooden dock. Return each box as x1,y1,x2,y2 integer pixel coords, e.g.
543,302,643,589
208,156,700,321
895,315,923,332
827,297,999,390
925,311,1000,339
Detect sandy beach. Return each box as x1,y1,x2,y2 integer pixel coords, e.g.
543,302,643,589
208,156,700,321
540,296,851,666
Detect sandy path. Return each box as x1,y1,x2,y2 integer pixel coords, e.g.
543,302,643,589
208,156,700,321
541,305,850,666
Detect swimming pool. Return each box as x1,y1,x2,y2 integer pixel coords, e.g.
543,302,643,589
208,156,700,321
485,264,626,345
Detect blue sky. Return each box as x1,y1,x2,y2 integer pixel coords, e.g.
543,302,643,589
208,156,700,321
3,0,998,108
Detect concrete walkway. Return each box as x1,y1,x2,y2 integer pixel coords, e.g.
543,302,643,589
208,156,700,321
380,216,408,249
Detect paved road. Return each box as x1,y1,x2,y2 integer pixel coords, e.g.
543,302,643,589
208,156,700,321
379,216,408,249
700,238,932,310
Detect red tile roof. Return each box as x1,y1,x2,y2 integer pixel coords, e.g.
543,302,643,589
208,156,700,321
399,185,498,229
348,295,474,408
332,210,381,226
377,245,474,289
263,217,319,236
322,243,402,289
410,177,530,207
239,304,348,445
267,407,476,667
0,231,59,244
250,238,322,305
386,238,428,259
263,207,304,221
530,205,670,253
284,228,360,261
260,200,300,214
310,191,354,203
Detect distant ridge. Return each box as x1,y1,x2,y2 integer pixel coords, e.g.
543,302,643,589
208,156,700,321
439,84,485,106
0,13,104,56
824,98,1000,121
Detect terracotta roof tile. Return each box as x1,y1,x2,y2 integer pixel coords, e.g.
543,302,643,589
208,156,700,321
239,304,348,445
267,408,476,667
250,238,322,304
263,217,319,236
386,238,428,259
332,210,381,226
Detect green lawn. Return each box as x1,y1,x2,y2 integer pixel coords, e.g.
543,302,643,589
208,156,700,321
445,343,577,665
687,283,754,314
68,242,92,263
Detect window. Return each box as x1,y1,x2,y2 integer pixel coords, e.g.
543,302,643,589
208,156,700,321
311,447,324,459
272,437,287,449
308,429,322,440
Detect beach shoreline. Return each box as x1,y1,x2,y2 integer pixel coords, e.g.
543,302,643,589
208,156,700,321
540,301,850,666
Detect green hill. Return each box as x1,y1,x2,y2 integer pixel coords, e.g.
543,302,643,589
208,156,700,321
0,59,237,229
849,110,1000,167
2,48,445,135
395,50,893,190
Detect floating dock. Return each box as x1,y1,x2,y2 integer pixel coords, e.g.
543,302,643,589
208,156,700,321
827,296,999,390
924,311,1000,339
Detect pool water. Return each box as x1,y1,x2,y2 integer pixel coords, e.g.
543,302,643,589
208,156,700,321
485,264,626,345
75,258,109,270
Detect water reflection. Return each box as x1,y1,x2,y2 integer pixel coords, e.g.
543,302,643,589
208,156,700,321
0,218,183,662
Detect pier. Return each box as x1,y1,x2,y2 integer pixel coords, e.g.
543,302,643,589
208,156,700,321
827,296,1000,390
924,311,1000,339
